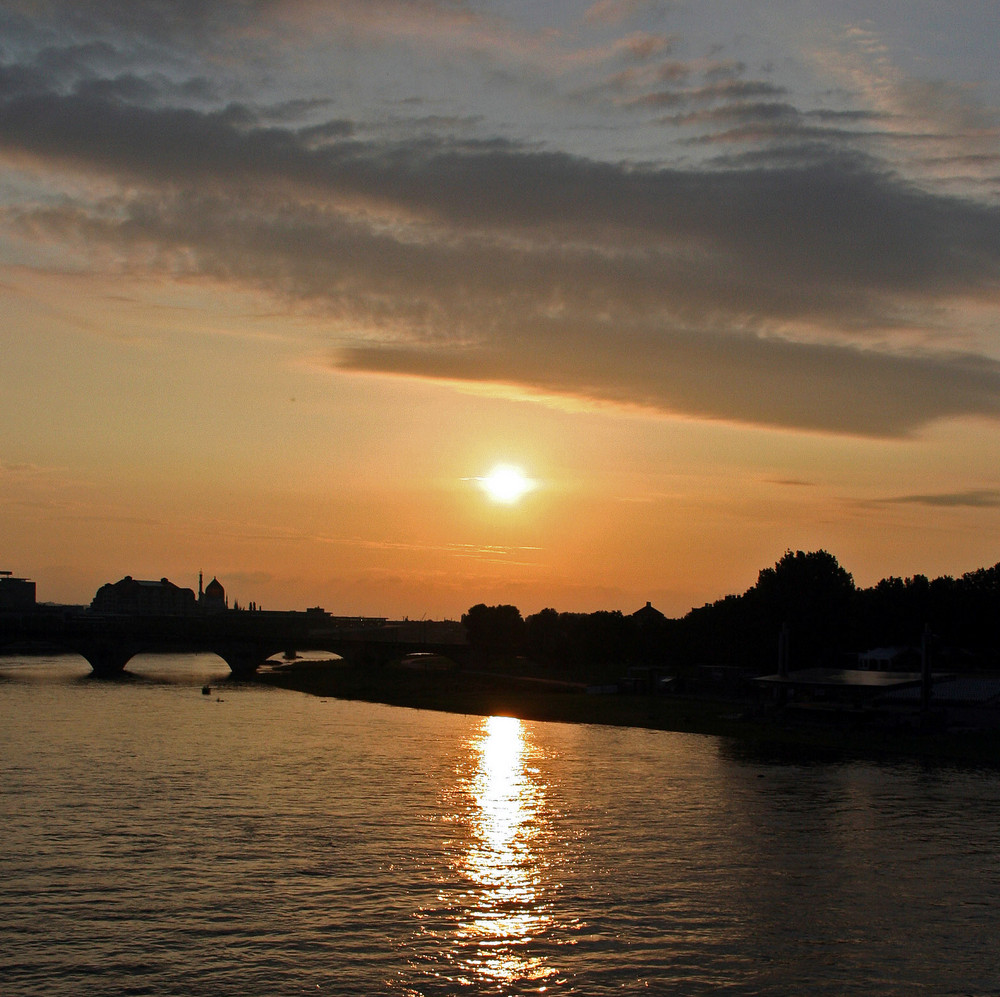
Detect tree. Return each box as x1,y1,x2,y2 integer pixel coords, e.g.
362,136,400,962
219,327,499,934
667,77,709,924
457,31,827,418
752,549,855,666
461,603,525,655
525,608,563,662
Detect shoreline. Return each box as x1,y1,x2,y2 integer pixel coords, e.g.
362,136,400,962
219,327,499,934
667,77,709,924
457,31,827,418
255,659,1000,768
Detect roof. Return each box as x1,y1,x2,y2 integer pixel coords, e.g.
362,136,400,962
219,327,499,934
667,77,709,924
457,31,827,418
859,646,913,660
632,600,665,620
755,668,931,691
879,677,1000,705
115,576,180,589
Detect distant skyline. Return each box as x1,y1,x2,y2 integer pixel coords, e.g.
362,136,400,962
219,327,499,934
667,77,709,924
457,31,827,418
2,1,999,618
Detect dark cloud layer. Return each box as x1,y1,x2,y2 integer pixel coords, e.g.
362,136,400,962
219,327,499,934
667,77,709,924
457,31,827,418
336,335,1000,437
1,0,282,45
2,35,1000,437
4,84,997,290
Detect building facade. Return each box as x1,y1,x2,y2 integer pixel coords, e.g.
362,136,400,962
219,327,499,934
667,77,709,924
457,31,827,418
0,571,36,610
91,576,197,616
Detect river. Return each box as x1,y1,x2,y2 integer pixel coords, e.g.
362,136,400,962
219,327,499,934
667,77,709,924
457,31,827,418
2,653,999,995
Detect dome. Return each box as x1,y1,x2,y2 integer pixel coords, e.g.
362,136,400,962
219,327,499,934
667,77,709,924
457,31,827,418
205,577,225,597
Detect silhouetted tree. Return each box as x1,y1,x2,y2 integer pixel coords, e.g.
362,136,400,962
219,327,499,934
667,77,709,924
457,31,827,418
465,551,1000,681
462,603,525,656
751,549,855,666
952,565,1000,654
525,608,563,662
677,592,762,671
574,610,634,666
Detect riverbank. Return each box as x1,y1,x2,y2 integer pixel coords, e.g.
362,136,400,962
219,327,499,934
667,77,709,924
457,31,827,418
255,659,1000,767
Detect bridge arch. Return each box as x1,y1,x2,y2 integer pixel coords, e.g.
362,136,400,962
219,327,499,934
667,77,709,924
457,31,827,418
0,634,144,676
210,640,286,676
0,637,96,675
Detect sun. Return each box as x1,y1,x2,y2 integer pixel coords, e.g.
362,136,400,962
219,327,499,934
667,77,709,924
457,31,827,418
478,464,535,504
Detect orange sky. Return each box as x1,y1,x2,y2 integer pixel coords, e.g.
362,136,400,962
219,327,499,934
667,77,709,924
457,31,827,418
2,2,999,618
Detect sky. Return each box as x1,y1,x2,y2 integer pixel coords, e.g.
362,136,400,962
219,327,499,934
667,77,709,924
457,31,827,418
1,0,999,619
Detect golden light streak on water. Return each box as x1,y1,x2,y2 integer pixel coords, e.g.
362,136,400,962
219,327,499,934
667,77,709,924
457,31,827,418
456,715,555,989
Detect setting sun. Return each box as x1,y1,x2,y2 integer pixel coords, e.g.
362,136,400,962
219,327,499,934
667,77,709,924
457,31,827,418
478,465,535,504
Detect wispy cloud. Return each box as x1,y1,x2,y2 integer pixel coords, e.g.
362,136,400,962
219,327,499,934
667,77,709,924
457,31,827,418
585,0,675,27
879,489,1000,509
0,459,47,475
811,22,1000,194
187,520,543,562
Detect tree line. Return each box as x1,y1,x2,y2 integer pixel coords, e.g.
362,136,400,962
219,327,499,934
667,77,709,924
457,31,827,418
462,550,1000,678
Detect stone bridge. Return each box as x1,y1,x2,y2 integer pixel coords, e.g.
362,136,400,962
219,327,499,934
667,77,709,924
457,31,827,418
0,608,472,676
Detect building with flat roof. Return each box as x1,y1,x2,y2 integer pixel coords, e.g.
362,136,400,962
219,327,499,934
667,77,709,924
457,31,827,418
0,571,36,610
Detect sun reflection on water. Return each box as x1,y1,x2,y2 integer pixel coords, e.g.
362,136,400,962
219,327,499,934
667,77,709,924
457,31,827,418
453,715,555,989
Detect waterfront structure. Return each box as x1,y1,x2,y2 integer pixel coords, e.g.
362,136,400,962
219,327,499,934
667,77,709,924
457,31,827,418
0,571,36,610
198,573,227,613
91,576,197,616
90,573,233,616
0,605,468,674
755,666,931,703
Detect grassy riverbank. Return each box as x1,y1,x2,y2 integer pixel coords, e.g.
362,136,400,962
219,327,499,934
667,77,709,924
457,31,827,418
255,659,1000,767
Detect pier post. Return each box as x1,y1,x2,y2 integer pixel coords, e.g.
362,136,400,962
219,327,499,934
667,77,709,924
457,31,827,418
920,624,933,714
776,623,790,707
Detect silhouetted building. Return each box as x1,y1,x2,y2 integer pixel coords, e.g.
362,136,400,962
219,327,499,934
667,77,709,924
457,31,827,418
0,571,36,610
630,600,671,668
198,573,228,613
91,576,197,616
632,600,666,624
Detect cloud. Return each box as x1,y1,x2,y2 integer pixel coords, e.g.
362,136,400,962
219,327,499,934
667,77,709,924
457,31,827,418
0,0,308,44
222,570,277,587
585,0,674,27
5,85,998,283
57,513,164,525
2,28,1000,439
619,32,675,62
634,81,788,109
335,333,1000,438
0,459,47,475
0,0,510,85
880,490,1000,509
811,22,1000,194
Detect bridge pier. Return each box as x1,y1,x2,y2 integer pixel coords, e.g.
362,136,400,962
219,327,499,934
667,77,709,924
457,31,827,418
213,641,280,676
75,639,141,676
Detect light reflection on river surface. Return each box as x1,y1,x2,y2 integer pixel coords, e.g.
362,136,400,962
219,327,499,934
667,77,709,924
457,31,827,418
3,653,1000,996
453,716,553,988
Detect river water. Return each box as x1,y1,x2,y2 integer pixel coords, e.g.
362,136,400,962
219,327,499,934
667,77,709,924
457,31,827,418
2,653,1000,996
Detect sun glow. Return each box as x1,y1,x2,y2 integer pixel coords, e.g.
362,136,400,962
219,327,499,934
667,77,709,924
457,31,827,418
478,464,535,504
